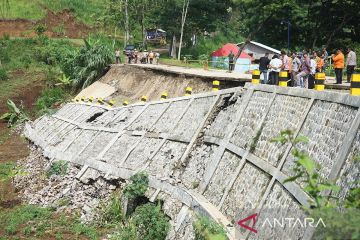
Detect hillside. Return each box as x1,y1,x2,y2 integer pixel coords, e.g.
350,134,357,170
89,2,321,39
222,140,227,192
0,0,107,38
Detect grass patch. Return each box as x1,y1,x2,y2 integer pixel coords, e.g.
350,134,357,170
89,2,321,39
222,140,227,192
0,204,105,239
1,0,46,20
193,216,228,240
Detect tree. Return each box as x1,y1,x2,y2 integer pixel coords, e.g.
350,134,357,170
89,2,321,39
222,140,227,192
177,0,190,60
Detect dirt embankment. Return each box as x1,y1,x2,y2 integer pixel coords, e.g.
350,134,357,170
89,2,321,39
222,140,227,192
100,65,236,102
0,9,91,38
0,73,44,208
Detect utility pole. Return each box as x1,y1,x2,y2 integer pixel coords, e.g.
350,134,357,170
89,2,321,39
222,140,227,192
281,20,291,54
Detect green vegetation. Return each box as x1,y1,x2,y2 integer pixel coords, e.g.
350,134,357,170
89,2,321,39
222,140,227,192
0,204,103,239
123,171,149,199
0,99,29,127
62,38,113,89
272,130,360,239
35,87,70,116
193,216,228,240
0,68,8,81
97,193,123,226
46,160,68,177
131,203,170,240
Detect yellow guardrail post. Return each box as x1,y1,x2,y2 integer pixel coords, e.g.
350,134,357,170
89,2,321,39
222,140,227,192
160,92,168,100
252,70,260,84
314,73,325,91
88,96,94,103
212,80,220,91
97,98,104,105
140,96,147,102
107,100,116,107
350,73,360,96
279,71,288,87
185,87,192,96
123,100,129,106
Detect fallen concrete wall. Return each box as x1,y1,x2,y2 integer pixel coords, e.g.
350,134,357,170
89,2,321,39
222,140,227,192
25,84,360,239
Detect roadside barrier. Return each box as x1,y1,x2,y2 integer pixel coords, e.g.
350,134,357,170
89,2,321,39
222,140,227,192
252,70,260,84
314,73,325,91
351,73,360,96
279,71,288,87
97,98,105,105
107,100,116,107
185,87,192,96
161,92,168,100
212,81,220,91
123,100,129,106
141,96,148,102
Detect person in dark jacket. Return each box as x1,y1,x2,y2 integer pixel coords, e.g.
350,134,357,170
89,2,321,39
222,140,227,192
228,51,235,72
259,53,270,84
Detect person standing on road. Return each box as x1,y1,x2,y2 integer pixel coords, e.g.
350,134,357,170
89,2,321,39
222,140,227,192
332,49,345,84
322,47,329,70
296,53,311,88
308,55,317,89
346,47,357,83
115,49,121,64
259,53,270,84
291,53,301,86
155,52,160,64
148,51,155,64
228,50,235,72
268,55,282,85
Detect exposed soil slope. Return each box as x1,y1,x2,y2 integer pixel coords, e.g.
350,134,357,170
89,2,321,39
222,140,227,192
0,9,91,38
100,65,217,102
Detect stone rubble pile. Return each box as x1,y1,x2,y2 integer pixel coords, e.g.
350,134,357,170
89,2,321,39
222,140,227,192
14,145,124,222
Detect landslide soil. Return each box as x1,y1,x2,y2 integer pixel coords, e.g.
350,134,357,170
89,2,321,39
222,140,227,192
0,9,91,38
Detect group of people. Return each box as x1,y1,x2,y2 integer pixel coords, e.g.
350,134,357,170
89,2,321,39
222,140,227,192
115,49,160,65
257,47,357,88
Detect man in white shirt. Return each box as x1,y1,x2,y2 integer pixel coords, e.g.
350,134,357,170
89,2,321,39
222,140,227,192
346,47,357,83
268,55,283,85
308,56,317,89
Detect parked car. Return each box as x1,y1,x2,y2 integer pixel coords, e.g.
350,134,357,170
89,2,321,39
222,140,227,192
123,45,135,55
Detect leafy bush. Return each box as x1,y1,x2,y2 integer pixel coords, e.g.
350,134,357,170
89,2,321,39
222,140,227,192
123,172,149,199
0,99,29,127
0,68,8,81
132,203,170,240
193,216,227,240
46,160,68,177
61,38,113,89
35,87,68,115
34,24,47,36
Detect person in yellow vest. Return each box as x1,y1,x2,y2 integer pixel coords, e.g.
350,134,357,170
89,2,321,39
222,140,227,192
332,49,345,84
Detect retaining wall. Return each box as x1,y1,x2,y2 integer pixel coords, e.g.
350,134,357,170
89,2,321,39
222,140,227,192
25,84,360,239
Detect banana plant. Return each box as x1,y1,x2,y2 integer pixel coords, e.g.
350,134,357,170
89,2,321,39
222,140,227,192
0,99,29,127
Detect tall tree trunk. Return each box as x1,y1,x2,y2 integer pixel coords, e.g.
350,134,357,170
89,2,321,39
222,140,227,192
177,0,190,60
142,2,145,46
124,0,129,47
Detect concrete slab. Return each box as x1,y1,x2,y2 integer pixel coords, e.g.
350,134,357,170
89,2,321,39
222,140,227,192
76,81,116,99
